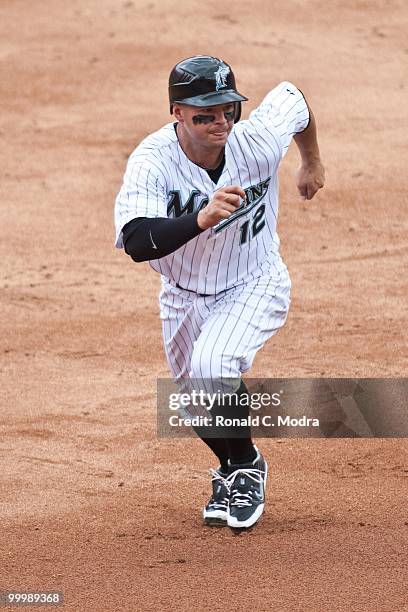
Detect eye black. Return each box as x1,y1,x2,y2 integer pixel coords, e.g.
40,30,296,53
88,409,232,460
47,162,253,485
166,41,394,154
192,110,235,125
192,114,215,125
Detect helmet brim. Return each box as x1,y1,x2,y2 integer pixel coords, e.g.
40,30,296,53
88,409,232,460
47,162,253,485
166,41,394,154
172,89,248,107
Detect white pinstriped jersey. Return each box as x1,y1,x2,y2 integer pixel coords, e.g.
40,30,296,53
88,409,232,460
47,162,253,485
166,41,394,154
114,81,309,295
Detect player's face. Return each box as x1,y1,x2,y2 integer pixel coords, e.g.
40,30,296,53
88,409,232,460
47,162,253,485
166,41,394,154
174,102,235,147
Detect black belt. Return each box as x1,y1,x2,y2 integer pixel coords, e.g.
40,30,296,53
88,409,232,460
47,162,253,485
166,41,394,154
175,282,211,297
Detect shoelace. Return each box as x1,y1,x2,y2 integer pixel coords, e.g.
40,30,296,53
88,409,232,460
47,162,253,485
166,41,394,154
225,468,265,508
208,469,229,509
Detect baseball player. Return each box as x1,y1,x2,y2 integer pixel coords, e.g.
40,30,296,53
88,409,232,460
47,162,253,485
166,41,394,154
114,55,324,529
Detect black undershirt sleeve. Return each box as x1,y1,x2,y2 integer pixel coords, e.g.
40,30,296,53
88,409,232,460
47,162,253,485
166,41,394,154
122,211,205,262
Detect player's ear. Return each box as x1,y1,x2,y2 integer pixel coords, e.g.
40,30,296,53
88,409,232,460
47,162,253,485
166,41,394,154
173,104,185,122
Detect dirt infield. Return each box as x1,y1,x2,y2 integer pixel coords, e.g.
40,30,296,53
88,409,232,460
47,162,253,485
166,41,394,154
1,0,407,610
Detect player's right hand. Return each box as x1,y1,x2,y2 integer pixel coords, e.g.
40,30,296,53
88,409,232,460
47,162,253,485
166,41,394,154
197,185,246,230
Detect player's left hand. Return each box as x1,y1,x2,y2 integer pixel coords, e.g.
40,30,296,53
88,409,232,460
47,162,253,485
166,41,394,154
296,160,325,200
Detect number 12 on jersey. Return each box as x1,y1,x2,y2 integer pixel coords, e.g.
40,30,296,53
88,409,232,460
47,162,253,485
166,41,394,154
239,204,266,245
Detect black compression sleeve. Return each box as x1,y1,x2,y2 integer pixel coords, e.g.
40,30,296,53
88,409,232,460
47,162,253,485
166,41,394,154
122,212,205,262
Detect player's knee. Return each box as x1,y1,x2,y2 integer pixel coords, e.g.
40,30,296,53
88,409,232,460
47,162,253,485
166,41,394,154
189,350,241,384
189,352,211,381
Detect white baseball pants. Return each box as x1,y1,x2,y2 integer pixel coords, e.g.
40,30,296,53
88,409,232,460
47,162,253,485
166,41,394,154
159,260,291,385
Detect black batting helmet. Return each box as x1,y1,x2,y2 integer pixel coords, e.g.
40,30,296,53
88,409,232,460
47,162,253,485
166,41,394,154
169,55,248,122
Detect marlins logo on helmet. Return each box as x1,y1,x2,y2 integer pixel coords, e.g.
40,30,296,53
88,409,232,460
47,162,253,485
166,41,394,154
215,63,230,91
